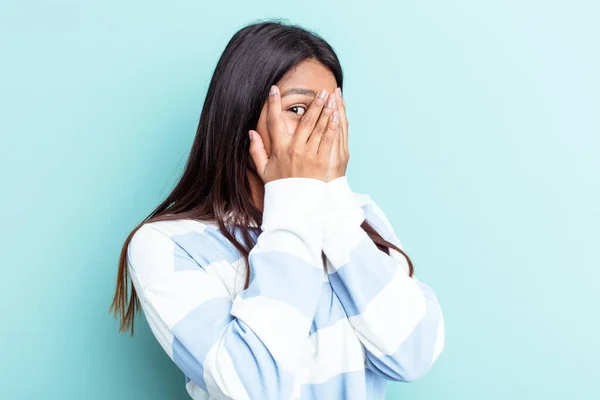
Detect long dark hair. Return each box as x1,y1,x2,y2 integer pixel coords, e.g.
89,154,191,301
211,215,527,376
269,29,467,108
110,18,414,335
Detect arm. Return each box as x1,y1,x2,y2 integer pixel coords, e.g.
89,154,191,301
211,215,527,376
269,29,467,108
322,176,445,382
127,177,327,399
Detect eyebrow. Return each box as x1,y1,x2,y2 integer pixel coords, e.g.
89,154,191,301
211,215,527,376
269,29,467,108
280,87,317,98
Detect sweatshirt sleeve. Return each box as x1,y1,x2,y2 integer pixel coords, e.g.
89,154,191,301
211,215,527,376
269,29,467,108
322,176,445,383
127,177,327,400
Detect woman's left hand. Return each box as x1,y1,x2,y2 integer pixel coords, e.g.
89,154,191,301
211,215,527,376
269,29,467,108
325,87,349,182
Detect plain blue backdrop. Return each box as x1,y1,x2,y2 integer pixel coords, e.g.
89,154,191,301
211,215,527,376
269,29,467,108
1,1,598,399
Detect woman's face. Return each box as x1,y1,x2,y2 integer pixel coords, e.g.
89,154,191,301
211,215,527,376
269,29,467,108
254,59,339,159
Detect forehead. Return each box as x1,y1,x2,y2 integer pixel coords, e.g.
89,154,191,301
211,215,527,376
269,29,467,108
276,59,337,93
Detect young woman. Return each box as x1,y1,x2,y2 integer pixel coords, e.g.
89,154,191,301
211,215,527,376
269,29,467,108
110,19,444,400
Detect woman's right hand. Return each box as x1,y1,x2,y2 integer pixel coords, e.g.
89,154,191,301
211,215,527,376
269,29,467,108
248,85,340,184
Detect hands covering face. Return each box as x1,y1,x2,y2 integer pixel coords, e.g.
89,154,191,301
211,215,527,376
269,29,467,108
248,85,349,184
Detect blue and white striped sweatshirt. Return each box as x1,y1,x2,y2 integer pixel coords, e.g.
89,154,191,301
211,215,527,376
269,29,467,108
127,176,445,399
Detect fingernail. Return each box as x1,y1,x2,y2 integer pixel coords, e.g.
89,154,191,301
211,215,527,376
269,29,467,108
270,86,278,96
318,89,327,99
336,87,342,98
249,131,254,141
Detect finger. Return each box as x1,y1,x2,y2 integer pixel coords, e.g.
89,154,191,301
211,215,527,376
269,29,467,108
292,89,329,145
335,87,348,155
338,113,344,158
330,97,344,162
266,85,290,149
248,130,268,179
318,108,340,157
332,91,345,157
307,92,337,153
328,111,342,181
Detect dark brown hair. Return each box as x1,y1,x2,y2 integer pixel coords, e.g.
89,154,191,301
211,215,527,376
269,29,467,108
110,18,414,335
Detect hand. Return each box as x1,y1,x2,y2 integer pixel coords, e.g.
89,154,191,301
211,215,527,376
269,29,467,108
325,87,349,182
248,85,340,184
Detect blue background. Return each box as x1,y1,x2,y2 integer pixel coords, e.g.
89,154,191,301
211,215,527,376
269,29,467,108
1,1,598,399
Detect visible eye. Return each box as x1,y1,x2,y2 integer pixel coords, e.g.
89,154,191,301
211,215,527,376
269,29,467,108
287,105,307,117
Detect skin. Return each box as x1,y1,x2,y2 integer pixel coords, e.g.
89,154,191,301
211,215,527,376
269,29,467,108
247,59,349,211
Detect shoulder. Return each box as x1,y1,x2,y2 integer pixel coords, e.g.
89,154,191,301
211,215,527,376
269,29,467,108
128,219,214,261
133,218,214,240
352,192,395,233
352,191,411,274
352,191,403,249
127,218,232,286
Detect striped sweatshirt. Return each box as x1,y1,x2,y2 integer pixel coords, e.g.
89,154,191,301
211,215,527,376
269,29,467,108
127,176,445,399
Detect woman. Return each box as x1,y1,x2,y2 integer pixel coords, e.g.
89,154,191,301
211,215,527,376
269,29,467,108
110,19,444,399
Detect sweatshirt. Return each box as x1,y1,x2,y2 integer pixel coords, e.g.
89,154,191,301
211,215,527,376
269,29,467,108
126,176,445,399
